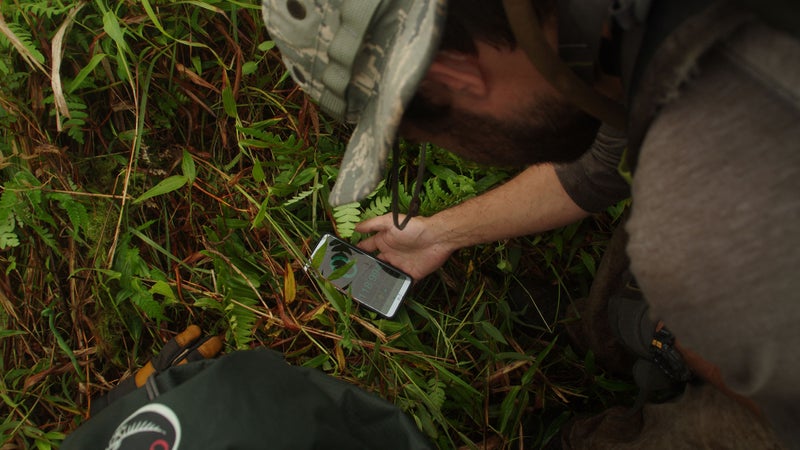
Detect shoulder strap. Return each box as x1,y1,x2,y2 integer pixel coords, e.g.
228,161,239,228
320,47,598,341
621,1,753,172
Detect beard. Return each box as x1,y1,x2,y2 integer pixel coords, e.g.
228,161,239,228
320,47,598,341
401,92,600,167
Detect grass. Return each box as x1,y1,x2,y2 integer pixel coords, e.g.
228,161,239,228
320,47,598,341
0,1,632,448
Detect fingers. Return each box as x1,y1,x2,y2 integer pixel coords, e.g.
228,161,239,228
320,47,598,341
355,214,394,253
357,235,379,252
354,213,439,280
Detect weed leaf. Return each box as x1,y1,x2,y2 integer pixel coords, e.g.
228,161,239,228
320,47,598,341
133,175,189,204
102,11,127,51
222,86,237,118
284,261,296,304
258,41,276,52
252,158,265,183
181,149,196,182
149,280,176,303
242,61,258,75
480,320,508,345
68,53,106,94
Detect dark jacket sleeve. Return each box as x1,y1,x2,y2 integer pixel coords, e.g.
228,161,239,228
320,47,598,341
554,124,630,213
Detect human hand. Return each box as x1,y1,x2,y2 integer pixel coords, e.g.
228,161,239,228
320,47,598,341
355,213,455,281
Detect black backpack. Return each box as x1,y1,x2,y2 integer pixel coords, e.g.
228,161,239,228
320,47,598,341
62,349,432,449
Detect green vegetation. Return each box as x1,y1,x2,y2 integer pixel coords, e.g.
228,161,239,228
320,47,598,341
0,1,631,448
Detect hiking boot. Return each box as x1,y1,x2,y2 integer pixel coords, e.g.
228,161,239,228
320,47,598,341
564,222,690,393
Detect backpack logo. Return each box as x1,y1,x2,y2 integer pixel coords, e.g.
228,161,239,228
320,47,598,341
106,403,182,450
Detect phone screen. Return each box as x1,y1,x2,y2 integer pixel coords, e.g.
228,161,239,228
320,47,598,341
306,234,412,318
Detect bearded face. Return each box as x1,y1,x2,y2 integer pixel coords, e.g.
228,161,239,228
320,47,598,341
401,85,600,168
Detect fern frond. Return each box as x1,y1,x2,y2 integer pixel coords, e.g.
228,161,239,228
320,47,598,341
281,183,322,208
225,296,258,350
332,202,361,239
0,230,19,249
427,378,447,413
0,214,19,249
0,188,18,218
29,222,59,253
362,194,391,220
0,20,46,72
130,284,168,323
20,2,71,18
54,194,89,237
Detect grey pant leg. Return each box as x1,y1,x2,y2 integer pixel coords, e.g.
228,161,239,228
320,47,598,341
563,383,784,450
627,23,800,446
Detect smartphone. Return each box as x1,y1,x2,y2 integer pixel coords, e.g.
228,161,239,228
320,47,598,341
306,234,412,318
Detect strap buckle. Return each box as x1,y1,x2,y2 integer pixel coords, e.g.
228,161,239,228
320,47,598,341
650,327,692,382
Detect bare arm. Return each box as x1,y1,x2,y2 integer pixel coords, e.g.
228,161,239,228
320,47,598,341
356,163,590,280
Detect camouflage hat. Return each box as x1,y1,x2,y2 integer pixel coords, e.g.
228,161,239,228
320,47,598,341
262,0,446,206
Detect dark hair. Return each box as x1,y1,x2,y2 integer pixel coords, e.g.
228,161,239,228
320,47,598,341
399,0,600,168
438,0,558,53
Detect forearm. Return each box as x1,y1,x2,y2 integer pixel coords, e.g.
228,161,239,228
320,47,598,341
424,163,590,253
356,163,591,280
426,123,629,252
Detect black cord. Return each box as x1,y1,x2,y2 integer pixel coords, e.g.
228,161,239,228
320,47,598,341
391,142,427,230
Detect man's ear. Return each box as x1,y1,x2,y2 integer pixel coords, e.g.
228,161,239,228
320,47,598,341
424,51,488,98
